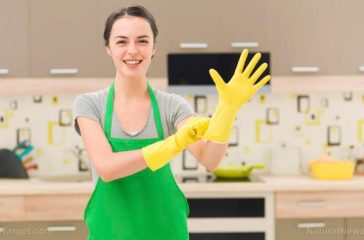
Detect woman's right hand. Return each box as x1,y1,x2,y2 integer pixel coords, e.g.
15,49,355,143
174,116,210,150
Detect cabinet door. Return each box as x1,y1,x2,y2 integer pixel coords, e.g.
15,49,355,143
270,0,338,75
276,218,345,240
30,0,99,77
150,0,219,78
337,0,364,75
95,0,129,77
217,0,270,52
0,0,29,77
0,221,87,240
346,218,364,240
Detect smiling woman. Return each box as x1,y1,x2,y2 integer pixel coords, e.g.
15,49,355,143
72,5,228,240
72,4,270,240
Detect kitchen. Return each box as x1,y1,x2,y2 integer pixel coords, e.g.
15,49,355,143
1,0,364,239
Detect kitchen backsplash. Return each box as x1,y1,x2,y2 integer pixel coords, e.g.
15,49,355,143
1,90,363,177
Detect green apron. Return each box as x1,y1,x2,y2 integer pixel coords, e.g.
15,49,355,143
84,83,190,240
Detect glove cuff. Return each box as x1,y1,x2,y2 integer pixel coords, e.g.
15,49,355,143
203,102,238,143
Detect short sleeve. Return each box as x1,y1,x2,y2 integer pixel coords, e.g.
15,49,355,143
168,94,195,134
73,93,101,135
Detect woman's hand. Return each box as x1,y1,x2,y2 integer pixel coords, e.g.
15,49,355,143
203,49,271,143
209,49,271,109
142,116,209,171
174,116,210,150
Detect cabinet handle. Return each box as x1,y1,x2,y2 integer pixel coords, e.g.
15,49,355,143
49,68,79,75
47,226,76,232
291,66,320,73
297,222,326,229
230,42,259,48
179,43,208,49
297,201,325,207
0,68,9,75
358,66,364,72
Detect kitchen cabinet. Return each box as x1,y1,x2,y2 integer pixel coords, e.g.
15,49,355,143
270,0,338,75
0,221,87,240
95,0,128,77
275,191,364,219
0,194,89,222
29,0,99,77
346,218,364,240
149,0,220,78
337,0,364,75
276,218,345,240
217,0,270,52
0,0,29,77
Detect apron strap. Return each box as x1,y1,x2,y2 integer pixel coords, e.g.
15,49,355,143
104,83,114,139
148,84,164,139
104,82,165,140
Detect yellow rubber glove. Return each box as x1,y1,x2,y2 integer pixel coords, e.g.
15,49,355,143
142,116,209,171
203,49,271,143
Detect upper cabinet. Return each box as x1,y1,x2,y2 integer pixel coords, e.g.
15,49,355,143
217,0,270,52
336,0,364,75
148,0,220,78
1,0,364,78
0,0,29,77
95,0,129,78
29,0,99,77
269,0,338,76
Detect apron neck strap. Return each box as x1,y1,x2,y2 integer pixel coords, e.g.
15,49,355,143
104,82,164,139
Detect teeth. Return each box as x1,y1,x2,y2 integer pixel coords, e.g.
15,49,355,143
124,60,141,65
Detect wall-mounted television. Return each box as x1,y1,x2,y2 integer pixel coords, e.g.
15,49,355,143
167,52,270,94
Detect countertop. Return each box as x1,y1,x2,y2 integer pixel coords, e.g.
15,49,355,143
1,175,364,196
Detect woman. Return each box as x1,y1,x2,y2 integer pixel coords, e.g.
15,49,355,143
74,5,270,240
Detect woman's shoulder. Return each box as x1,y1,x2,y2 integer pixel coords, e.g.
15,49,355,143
153,88,186,104
75,88,108,104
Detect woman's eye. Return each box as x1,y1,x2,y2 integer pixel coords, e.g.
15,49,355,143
139,40,149,44
117,41,126,45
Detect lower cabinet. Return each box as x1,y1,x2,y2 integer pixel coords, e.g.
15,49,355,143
189,232,265,240
0,221,87,240
276,218,345,240
346,218,364,240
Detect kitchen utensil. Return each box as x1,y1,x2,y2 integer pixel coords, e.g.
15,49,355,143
212,164,265,178
0,149,28,178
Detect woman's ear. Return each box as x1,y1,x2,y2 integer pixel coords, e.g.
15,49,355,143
106,46,111,57
152,44,156,59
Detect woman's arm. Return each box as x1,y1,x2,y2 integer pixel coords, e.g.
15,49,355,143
77,116,148,182
177,116,228,171
77,115,209,181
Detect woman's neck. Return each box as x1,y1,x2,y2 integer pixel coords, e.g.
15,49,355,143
114,72,149,101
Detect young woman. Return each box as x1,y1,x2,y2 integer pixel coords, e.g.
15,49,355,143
74,5,270,240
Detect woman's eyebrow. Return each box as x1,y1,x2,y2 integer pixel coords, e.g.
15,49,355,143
113,35,150,39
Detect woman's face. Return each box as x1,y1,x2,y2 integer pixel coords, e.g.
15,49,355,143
107,16,156,79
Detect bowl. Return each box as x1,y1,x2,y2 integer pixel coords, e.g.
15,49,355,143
309,159,355,180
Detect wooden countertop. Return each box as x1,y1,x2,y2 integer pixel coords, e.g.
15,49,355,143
1,175,364,196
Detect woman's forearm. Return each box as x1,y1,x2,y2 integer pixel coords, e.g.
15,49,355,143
94,150,147,182
191,140,228,171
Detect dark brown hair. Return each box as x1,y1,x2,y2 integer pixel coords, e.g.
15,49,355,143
103,5,158,47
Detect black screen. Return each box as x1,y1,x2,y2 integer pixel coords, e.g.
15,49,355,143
167,52,270,86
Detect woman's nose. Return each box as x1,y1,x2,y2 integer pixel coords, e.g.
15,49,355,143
127,43,138,54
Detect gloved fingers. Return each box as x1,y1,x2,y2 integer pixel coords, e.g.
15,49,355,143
234,49,249,75
253,75,271,92
209,69,226,90
190,117,210,139
242,52,261,78
249,62,268,85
